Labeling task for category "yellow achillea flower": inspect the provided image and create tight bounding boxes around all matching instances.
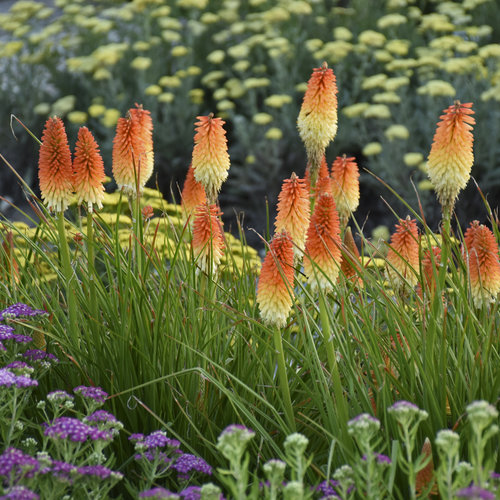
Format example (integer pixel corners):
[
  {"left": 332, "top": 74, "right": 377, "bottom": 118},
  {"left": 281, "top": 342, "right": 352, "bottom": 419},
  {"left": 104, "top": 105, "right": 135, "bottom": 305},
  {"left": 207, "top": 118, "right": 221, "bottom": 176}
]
[
  {"left": 274, "top": 173, "right": 310, "bottom": 258},
  {"left": 38, "top": 116, "right": 74, "bottom": 212},
  {"left": 112, "top": 104, "right": 154, "bottom": 195},
  {"left": 191, "top": 202, "right": 225, "bottom": 275},
  {"left": 297, "top": 62, "right": 338, "bottom": 186},
  {"left": 463, "top": 221, "right": 500, "bottom": 308},
  {"left": 427, "top": 101, "right": 475, "bottom": 213},
  {"left": 303, "top": 193, "right": 342, "bottom": 293},
  {"left": 73, "top": 126, "right": 106, "bottom": 212},
  {"left": 331, "top": 155, "right": 360, "bottom": 225},
  {"left": 192, "top": 113, "right": 230, "bottom": 204},
  {"left": 385, "top": 217, "right": 420, "bottom": 291},
  {"left": 257, "top": 231, "right": 295, "bottom": 328},
  {"left": 181, "top": 163, "right": 207, "bottom": 220}
]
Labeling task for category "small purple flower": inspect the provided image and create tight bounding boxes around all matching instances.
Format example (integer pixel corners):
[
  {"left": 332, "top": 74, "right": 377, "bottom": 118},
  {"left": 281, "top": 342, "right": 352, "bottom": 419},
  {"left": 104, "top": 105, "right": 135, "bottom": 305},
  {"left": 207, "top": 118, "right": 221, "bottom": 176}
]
[
  {"left": 144, "top": 430, "right": 170, "bottom": 448},
  {"left": 139, "top": 487, "right": 179, "bottom": 499},
  {"left": 85, "top": 410, "right": 117, "bottom": 424},
  {"left": 77, "top": 464, "right": 123, "bottom": 481},
  {"left": 317, "top": 479, "right": 340, "bottom": 497},
  {"left": 5, "top": 361, "right": 31, "bottom": 371},
  {"left": 0, "top": 325, "right": 32, "bottom": 344},
  {"left": 361, "top": 453, "right": 392, "bottom": 465},
  {"left": 129, "top": 433, "right": 145, "bottom": 443},
  {"left": 0, "top": 447, "right": 39, "bottom": 480},
  {"left": 0, "top": 485, "right": 40, "bottom": 499},
  {"left": 0, "top": 303, "right": 47, "bottom": 321},
  {"left": 47, "top": 390, "right": 73, "bottom": 403},
  {"left": 179, "top": 486, "right": 201, "bottom": 500},
  {"left": 74, "top": 385, "right": 108, "bottom": 403},
  {"left": 0, "top": 368, "right": 38, "bottom": 388},
  {"left": 48, "top": 460, "right": 77, "bottom": 483},
  {"left": 22, "top": 349, "right": 58, "bottom": 364},
  {"left": 389, "top": 401, "right": 419, "bottom": 412},
  {"left": 456, "top": 485, "right": 495, "bottom": 499},
  {"left": 44, "top": 417, "right": 112, "bottom": 442},
  {"left": 171, "top": 453, "right": 212, "bottom": 478}
]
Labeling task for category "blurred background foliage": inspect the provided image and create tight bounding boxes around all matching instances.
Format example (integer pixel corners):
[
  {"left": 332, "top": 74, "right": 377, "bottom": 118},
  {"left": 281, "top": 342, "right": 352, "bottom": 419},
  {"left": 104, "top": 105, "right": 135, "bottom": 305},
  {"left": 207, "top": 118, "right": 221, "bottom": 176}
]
[{"left": 1, "top": 0, "right": 500, "bottom": 246}]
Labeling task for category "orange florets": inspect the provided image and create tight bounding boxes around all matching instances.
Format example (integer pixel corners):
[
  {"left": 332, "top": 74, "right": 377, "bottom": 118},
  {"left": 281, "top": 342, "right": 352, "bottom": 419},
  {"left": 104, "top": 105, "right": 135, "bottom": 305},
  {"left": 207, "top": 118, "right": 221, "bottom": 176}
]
[
  {"left": 181, "top": 163, "right": 207, "bottom": 220},
  {"left": 331, "top": 155, "right": 360, "bottom": 224}
]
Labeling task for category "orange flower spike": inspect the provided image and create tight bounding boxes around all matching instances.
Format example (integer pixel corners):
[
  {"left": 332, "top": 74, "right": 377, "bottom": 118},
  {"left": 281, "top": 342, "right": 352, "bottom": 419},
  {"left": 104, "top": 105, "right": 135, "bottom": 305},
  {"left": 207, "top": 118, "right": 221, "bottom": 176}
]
[
  {"left": 73, "top": 127, "right": 106, "bottom": 212},
  {"left": 257, "top": 231, "right": 295, "bottom": 328},
  {"left": 315, "top": 173, "right": 332, "bottom": 199},
  {"left": 415, "top": 438, "right": 438, "bottom": 497},
  {"left": 38, "top": 116, "right": 74, "bottom": 212},
  {"left": 181, "top": 163, "right": 207, "bottom": 220},
  {"left": 303, "top": 193, "right": 342, "bottom": 293},
  {"left": 331, "top": 155, "right": 360, "bottom": 224},
  {"left": 129, "top": 103, "right": 154, "bottom": 184},
  {"left": 297, "top": 62, "right": 338, "bottom": 185},
  {"left": 464, "top": 222, "right": 500, "bottom": 308},
  {"left": 274, "top": 173, "right": 310, "bottom": 258},
  {"left": 385, "top": 217, "right": 420, "bottom": 291},
  {"left": 427, "top": 101, "right": 475, "bottom": 213},
  {"left": 192, "top": 113, "right": 230, "bottom": 204},
  {"left": 191, "top": 202, "right": 225, "bottom": 274},
  {"left": 417, "top": 246, "right": 442, "bottom": 299}
]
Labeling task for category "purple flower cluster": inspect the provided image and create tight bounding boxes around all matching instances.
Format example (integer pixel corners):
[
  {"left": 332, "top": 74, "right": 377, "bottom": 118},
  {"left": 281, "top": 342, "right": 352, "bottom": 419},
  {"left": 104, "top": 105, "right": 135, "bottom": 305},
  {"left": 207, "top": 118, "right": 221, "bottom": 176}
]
[
  {"left": 139, "top": 487, "right": 179, "bottom": 499},
  {"left": 316, "top": 479, "right": 340, "bottom": 498},
  {"left": 361, "top": 453, "right": 392, "bottom": 465},
  {"left": 171, "top": 453, "right": 212, "bottom": 479},
  {"left": 73, "top": 385, "right": 108, "bottom": 404},
  {"left": 85, "top": 410, "right": 117, "bottom": 424},
  {"left": 0, "top": 324, "right": 32, "bottom": 344},
  {"left": 0, "top": 485, "right": 39, "bottom": 499},
  {"left": 179, "top": 486, "right": 202, "bottom": 500},
  {"left": 129, "top": 431, "right": 181, "bottom": 451},
  {"left": 0, "top": 448, "right": 40, "bottom": 482},
  {"left": 0, "top": 368, "right": 38, "bottom": 389},
  {"left": 22, "top": 350, "right": 58, "bottom": 364},
  {"left": 0, "top": 303, "right": 47, "bottom": 321},
  {"left": 77, "top": 464, "right": 123, "bottom": 481},
  {"left": 456, "top": 485, "right": 496, "bottom": 499},
  {"left": 44, "top": 417, "right": 112, "bottom": 442}
]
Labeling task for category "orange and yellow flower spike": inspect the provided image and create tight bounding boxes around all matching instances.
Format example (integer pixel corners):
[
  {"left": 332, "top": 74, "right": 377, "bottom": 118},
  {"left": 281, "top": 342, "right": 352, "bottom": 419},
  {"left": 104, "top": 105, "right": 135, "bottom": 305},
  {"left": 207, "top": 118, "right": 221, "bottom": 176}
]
[
  {"left": 191, "top": 202, "right": 225, "bottom": 275},
  {"left": 73, "top": 126, "right": 106, "bottom": 212},
  {"left": 417, "top": 246, "right": 441, "bottom": 300},
  {"left": 274, "top": 173, "right": 310, "bottom": 259},
  {"left": 112, "top": 104, "right": 153, "bottom": 196},
  {"left": 385, "top": 217, "right": 420, "bottom": 292},
  {"left": 297, "top": 63, "right": 338, "bottom": 187},
  {"left": 415, "top": 438, "right": 437, "bottom": 497},
  {"left": 463, "top": 221, "right": 500, "bottom": 308},
  {"left": 331, "top": 155, "right": 360, "bottom": 226},
  {"left": 181, "top": 163, "right": 207, "bottom": 221},
  {"left": 427, "top": 101, "right": 475, "bottom": 217},
  {"left": 192, "top": 113, "right": 230, "bottom": 205},
  {"left": 38, "top": 116, "right": 74, "bottom": 212},
  {"left": 257, "top": 231, "right": 295, "bottom": 328},
  {"left": 303, "top": 193, "right": 342, "bottom": 293}
]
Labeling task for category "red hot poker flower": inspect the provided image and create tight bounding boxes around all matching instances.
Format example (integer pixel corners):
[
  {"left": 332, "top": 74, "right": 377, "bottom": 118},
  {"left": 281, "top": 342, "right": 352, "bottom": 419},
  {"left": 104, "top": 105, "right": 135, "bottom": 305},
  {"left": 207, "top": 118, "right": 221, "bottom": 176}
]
[
  {"left": 257, "top": 231, "right": 295, "bottom": 328},
  {"left": 38, "top": 116, "right": 74, "bottom": 212},
  {"left": 331, "top": 155, "right": 360, "bottom": 224},
  {"left": 73, "top": 127, "right": 106, "bottom": 212},
  {"left": 181, "top": 163, "right": 207, "bottom": 220}
]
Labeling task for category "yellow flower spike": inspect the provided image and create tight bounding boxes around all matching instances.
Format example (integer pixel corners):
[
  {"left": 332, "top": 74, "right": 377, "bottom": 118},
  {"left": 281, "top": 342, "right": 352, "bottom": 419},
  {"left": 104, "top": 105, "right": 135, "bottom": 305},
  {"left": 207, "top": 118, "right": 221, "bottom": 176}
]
[
  {"left": 331, "top": 155, "right": 360, "bottom": 225},
  {"left": 385, "top": 217, "right": 420, "bottom": 292},
  {"left": 274, "top": 173, "right": 311, "bottom": 259},
  {"left": 191, "top": 113, "right": 230, "bottom": 204},
  {"left": 303, "top": 193, "right": 342, "bottom": 293},
  {"left": 463, "top": 221, "right": 500, "bottom": 308},
  {"left": 257, "top": 231, "right": 295, "bottom": 328},
  {"left": 427, "top": 101, "right": 475, "bottom": 215},
  {"left": 297, "top": 62, "right": 338, "bottom": 187}
]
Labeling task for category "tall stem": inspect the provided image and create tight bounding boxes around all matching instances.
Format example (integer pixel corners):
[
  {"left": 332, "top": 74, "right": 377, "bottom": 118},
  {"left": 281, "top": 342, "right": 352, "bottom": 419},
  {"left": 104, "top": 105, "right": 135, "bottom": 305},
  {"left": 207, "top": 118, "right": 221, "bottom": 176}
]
[
  {"left": 273, "top": 326, "right": 295, "bottom": 431},
  {"left": 86, "top": 211, "right": 98, "bottom": 324}
]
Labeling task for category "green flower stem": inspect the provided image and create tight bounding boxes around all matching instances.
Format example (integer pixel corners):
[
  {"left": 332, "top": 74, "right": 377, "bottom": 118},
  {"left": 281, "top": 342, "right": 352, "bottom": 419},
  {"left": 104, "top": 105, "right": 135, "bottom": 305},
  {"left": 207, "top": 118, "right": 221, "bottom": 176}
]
[
  {"left": 402, "top": 426, "right": 417, "bottom": 500},
  {"left": 57, "top": 211, "right": 79, "bottom": 345},
  {"left": 273, "top": 326, "right": 296, "bottom": 432},
  {"left": 86, "top": 211, "right": 98, "bottom": 324},
  {"left": 318, "top": 293, "right": 349, "bottom": 437}
]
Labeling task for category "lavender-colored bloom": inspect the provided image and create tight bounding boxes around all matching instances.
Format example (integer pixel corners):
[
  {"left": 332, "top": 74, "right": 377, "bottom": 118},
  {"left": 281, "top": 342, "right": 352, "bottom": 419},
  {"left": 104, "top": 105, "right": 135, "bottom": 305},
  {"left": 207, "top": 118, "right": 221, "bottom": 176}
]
[
  {"left": 361, "top": 453, "right": 392, "bottom": 465},
  {"left": 5, "top": 361, "right": 31, "bottom": 371},
  {"left": 77, "top": 464, "right": 123, "bottom": 481},
  {"left": 172, "top": 453, "right": 212, "bottom": 478},
  {"left": 317, "top": 479, "right": 340, "bottom": 497},
  {"left": 74, "top": 385, "right": 108, "bottom": 403},
  {"left": 0, "top": 368, "right": 38, "bottom": 388},
  {"left": 456, "top": 485, "right": 495, "bottom": 499},
  {"left": 13, "top": 375, "right": 38, "bottom": 388},
  {"left": 129, "top": 433, "right": 145, "bottom": 443},
  {"left": 0, "top": 448, "right": 39, "bottom": 480},
  {"left": 389, "top": 400, "right": 419, "bottom": 412},
  {"left": 44, "top": 417, "right": 112, "bottom": 442},
  {"left": 491, "top": 472, "right": 500, "bottom": 479},
  {"left": 0, "top": 325, "right": 32, "bottom": 344},
  {"left": 0, "top": 485, "right": 40, "bottom": 499},
  {"left": 139, "top": 487, "right": 179, "bottom": 499},
  {"left": 85, "top": 410, "right": 117, "bottom": 424},
  {"left": 48, "top": 460, "right": 77, "bottom": 483},
  {"left": 22, "top": 350, "right": 58, "bottom": 364},
  {"left": 47, "top": 390, "right": 73, "bottom": 403},
  {"left": 0, "top": 303, "right": 47, "bottom": 321},
  {"left": 179, "top": 486, "right": 201, "bottom": 500},
  {"left": 144, "top": 430, "right": 170, "bottom": 448}
]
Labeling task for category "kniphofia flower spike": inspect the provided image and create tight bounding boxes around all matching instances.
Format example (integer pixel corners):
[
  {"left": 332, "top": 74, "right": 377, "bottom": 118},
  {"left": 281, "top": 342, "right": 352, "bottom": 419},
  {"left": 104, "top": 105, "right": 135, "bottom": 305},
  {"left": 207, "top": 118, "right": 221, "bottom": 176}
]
[
  {"left": 257, "top": 231, "right": 295, "bottom": 328},
  {"left": 73, "top": 127, "right": 106, "bottom": 212},
  {"left": 331, "top": 155, "right": 360, "bottom": 225},
  {"left": 38, "top": 116, "right": 74, "bottom": 212},
  {"left": 181, "top": 163, "right": 207, "bottom": 220}
]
